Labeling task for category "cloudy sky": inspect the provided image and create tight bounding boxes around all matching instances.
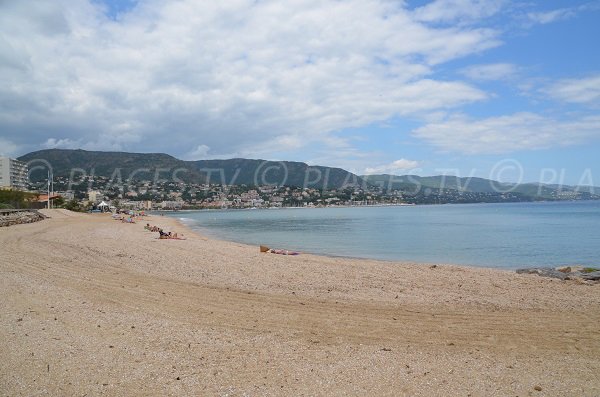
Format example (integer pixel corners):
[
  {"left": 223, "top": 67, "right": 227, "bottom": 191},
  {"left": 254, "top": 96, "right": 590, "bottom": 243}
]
[{"left": 1, "top": 0, "right": 599, "bottom": 184}]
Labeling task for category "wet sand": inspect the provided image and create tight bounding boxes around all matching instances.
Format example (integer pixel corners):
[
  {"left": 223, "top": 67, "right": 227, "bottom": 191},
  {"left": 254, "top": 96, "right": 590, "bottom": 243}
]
[{"left": 1, "top": 209, "right": 599, "bottom": 396}]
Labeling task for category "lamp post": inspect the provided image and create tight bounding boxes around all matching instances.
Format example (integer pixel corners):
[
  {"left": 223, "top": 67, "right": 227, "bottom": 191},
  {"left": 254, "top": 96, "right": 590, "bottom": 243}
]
[{"left": 47, "top": 169, "right": 53, "bottom": 209}]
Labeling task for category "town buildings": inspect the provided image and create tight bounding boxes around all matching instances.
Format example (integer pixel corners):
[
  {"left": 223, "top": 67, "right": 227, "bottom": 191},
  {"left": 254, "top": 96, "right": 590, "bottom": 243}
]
[{"left": 0, "top": 157, "right": 28, "bottom": 191}]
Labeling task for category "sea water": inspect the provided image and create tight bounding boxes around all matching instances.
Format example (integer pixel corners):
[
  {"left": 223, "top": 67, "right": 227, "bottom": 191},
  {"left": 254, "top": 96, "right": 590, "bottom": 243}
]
[{"left": 169, "top": 201, "right": 600, "bottom": 269}]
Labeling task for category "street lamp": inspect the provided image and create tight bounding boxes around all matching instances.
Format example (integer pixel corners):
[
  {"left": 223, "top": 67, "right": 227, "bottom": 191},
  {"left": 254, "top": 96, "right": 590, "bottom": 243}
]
[{"left": 47, "top": 169, "right": 54, "bottom": 209}]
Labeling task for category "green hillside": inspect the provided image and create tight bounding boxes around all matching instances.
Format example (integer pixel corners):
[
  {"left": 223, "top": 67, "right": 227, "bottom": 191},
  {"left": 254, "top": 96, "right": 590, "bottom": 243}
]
[
  {"left": 362, "top": 174, "right": 599, "bottom": 201},
  {"left": 194, "top": 158, "right": 363, "bottom": 189},
  {"left": 19, "top": 149, "right": 364, "bottom": 189},
  {"left": 19, "top": 149, "right": 205, "bottom": 184},
  {"left": 16, "top": 149, "right": 600, "bottom": 200}
]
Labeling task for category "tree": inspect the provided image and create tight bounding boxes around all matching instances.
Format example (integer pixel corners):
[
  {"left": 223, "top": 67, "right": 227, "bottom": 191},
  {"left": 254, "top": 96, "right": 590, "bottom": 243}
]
[
  {"left": 0, "top": 190, "right": 38, "bottom": 209},
  {"left": 64, "top": 199, "right": 82, "bottom": 212},
  {"left": 53, "top": 196, "right": 65, "bottom": 208}
]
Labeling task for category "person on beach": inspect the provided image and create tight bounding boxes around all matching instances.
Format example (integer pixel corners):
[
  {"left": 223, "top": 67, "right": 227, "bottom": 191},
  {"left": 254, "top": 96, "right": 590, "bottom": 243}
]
[
  {"left": 260, "top": 245, "right": 300, "bottom": 255},
  {"left": 156, "top": 229, "right": 185, "bottom": 240}
]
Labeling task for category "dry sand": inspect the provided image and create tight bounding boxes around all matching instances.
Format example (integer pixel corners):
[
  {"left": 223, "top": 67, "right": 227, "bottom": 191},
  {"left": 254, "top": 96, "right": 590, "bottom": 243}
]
[{"left": 1, "top": 209, "right": 599, "bottom": 396}]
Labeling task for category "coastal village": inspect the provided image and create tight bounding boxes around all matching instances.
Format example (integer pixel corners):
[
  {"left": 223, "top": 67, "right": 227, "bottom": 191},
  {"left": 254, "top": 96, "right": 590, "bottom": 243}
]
[
  {"left": 2, "top": 156, "right": 597, "bottom": 211},
  {"left": 33, "top": 173, "right": 540, "bottom": 211}
]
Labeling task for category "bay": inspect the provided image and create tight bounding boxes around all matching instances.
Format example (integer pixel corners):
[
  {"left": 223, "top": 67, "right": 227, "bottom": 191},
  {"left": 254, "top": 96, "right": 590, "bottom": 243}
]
[{"left": 168, "top": 201, "right": 600, "bottom": 269}]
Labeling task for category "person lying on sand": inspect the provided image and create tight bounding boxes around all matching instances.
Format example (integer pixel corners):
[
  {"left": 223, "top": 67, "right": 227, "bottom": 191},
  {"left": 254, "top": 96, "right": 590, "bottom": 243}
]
[
  {"left": 269, "top": 249, "right": 299, "bottom": 255},
  {"left": 259, "top": 245, "right": 300, "bottom": 255}
]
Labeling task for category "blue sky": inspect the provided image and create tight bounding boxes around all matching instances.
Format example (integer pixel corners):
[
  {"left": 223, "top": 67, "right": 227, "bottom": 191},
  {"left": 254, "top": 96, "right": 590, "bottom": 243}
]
[{"left": 0, "top": 0, "right": 599, "bottom": 184}]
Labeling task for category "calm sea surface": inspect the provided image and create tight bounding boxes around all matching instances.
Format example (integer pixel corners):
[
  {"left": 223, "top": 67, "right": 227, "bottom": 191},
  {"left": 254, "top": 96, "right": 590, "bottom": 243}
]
[{"left": 169, "top": 201, "right": 600, "bottom": 269}]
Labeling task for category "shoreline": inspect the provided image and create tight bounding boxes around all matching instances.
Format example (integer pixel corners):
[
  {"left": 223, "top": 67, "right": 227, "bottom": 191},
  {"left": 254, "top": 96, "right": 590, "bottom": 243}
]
[
  {"left": 2, "top": 209, "right": 599, "bottom": 395},
  {"left": 166, "top": 203, "right": 599, "bottom": 270},
  {"left": 154, "top": 198, "right": 600, "bottom": 213},
  {"left": 173, "top": 214, "right": 517, "bottom": 271}
]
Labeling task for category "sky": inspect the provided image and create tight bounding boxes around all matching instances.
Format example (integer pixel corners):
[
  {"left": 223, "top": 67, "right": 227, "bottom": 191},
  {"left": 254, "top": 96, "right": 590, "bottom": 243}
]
[{"left": 0, "top": 0, "right": 599, "bottom": 185}]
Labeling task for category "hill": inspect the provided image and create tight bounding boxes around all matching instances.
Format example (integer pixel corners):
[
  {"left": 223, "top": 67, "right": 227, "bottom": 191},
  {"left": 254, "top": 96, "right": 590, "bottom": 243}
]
[
  {"left": 193, "top": 158, "right": 362, "bottom": 189},
  {"left": 18, "top": 149, "right": 365, "bottom": 189},
  {"left": 19, "top": 149, "right": 205, "bottom": 184},
  {"left": 362, "top": 174, "right": 599, "bottom": 201},
  {"left": 361, "top": 174, "right": 511, "bottom": 193},
  {"left": 17, "top": 149, "right": 599, "bottom": 201}
]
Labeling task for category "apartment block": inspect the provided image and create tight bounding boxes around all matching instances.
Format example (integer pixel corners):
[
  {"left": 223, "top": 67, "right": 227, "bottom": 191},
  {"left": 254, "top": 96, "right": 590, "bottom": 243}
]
[{"left": 0, "top": 157, "right": 28, "bottom": 191}]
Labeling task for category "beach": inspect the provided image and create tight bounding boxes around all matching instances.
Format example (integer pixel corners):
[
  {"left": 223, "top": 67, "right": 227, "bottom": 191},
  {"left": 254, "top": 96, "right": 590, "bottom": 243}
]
[{"left": 1, "top": 210, "right": 599, "bottom": 396}]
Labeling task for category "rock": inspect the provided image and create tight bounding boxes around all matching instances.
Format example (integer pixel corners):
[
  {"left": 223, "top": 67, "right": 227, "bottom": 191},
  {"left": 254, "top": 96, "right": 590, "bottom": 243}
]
[
  {"left": 581, "top": 271, "right": 600, "bottom": 281},
  {"left": 516, "top": 268, "right": 568, "bottom": 280},
  {"left": 0, "top": 211, "right": 46, "bottom": 227},
  {"left": 534, "top": 385, "right": 542, "bottom": 391},
  {"left": 517, "top": 266, "right": 600, "bottom": 283}
]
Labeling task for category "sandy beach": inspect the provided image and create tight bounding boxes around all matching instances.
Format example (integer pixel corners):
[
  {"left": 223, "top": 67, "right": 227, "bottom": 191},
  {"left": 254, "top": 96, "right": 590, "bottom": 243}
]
[{"left": 1, "top": 209, "right": 599, "bottom": 396}]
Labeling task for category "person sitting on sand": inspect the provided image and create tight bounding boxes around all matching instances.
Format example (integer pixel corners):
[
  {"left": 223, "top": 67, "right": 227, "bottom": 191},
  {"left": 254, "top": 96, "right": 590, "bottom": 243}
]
[{"left": 156, "top": 229, "right": 185, "bottom": 240}]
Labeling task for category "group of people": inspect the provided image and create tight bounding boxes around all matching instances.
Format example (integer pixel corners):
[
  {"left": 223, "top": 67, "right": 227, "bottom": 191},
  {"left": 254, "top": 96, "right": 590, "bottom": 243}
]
[
  {"left": 112, "top": 214, "right": 137, "bottom": 223},
  {"left": 145, "top": 223, "right": 186, "bottom": 240},
  {"left": 112, "top": 210, "right": 146, "bottom": 224}
]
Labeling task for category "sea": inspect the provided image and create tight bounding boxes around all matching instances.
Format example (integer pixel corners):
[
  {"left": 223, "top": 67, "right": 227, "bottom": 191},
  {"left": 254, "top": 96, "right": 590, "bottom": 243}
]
[{"left": 168, "top": 201, "right": 600, "bottom": 269}]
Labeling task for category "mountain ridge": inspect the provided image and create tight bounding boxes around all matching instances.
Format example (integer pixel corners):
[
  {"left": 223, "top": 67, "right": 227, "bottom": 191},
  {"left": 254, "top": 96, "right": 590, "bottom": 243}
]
[
  {"left": 18, "top": 149, "right": 366, "bottom": 189},
  {"left": 17, "top": 149, "right": 599, "bottom": 200}
]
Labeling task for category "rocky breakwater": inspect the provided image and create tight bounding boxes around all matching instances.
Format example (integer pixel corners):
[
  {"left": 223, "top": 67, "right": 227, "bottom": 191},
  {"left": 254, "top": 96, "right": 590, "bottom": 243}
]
[
  {"left": 516, "top": 266, "right": 600, "bottom": 283},
  {"left": 0, "top": 210, "right": 47, "bottom": 228}
]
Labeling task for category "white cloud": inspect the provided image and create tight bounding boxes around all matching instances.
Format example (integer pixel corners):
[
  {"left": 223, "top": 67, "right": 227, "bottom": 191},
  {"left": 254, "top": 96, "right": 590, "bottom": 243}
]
[
  {"left": 413, "top": 0, "right": 506, "bottom": 24},
  {"left": 543, "top": 75, "right": 600, "bottom": 105},
  {"left": 184, "top": 144, "right": 211, "bottom": 160},
  {"left": 524, "top": 3, "right": 599, "bottom": 26},
  {"left": 527, "top": 8, "right": 576, "bottom": 25},
  {"left": 0, "top": 0, "right": 499, "bottom": 159},
  {"left": 43, "top": 138, "right": 80, "bottom": 149},
  {"left": 460, "top": 63, "right": 517, "bottom": 81},
  {"left": 413, "top": 112, "right": 600, "bottom": 154},
  {"left": 364, "top": 159, "right": 421, "bottom": 175},
  {"left": 0, "top": 137, "right": 19, "bottom": 157}
]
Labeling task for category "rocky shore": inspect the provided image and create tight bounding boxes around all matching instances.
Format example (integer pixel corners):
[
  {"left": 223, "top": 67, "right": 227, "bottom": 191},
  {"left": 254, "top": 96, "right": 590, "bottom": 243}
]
[
  {"left": 0, "top": 210, "right": 46, "bottom": 227},
  {"left": 516, "top": 266, "right": 600, "bottom": 283}
]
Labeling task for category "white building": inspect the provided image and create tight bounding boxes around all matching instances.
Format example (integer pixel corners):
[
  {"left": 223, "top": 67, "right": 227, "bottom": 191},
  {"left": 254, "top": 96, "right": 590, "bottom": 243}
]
[
  {"left": 0, "top": 157, "right": 28, "bottom": 191},
  {"left": 161, "top": 200, "right": 183, "bottom": 210},
  {"left": 56, "top": 191, "right": 75, "bottom": 201},
  {"left": 88, "top": 190, "right": 102, "bottom": 203}
]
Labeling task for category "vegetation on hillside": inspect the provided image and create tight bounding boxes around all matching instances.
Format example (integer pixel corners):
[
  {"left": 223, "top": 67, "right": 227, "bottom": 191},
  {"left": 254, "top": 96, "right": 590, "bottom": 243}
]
[
  {"left": 19, "top": 149, "right": 365, "bottom": 189},
  {"left": 0, "top": 190, "right": 39, "bottom": 209}
]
